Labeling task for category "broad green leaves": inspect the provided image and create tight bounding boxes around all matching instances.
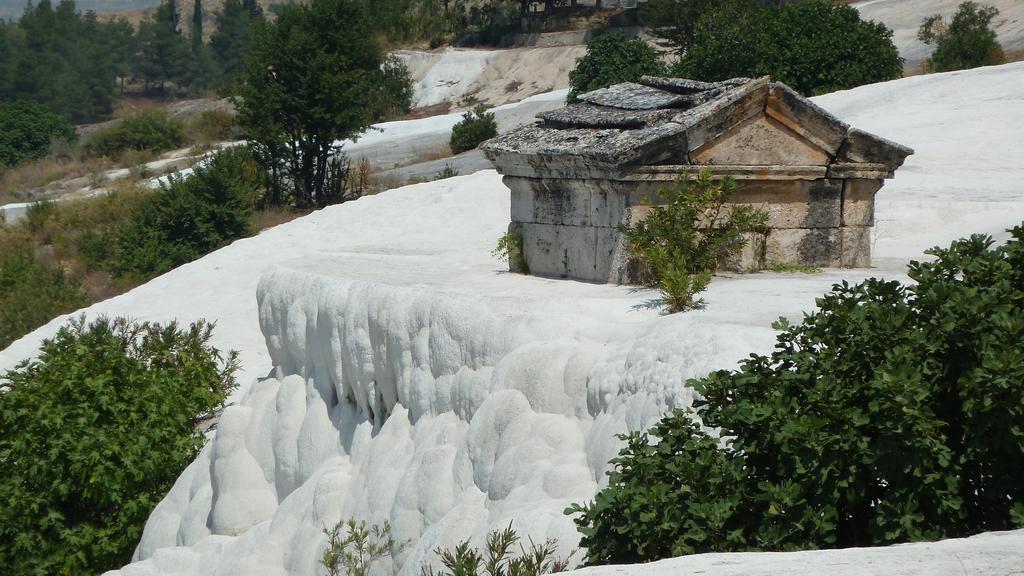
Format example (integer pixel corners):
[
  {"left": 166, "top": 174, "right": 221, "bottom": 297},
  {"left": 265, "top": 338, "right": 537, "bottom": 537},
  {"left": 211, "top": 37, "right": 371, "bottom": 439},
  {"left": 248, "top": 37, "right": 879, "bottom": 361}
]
[
  {"left": 570, "top": 225, "right": 1024, "bottom": 564},
  {"left": 0, "top": 316, "right": 238, "bottom": 575}
]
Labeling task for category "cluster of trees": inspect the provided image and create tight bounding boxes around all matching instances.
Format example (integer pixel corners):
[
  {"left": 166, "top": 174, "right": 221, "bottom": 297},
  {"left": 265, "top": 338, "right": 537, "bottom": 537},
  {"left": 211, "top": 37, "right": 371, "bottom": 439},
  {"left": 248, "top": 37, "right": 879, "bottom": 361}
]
[
  {"left": 0, "top": 0, "right": 265, "bottom": 124},
  {"left": 569, "top": 1, "right": 903, "bottom": 100}
]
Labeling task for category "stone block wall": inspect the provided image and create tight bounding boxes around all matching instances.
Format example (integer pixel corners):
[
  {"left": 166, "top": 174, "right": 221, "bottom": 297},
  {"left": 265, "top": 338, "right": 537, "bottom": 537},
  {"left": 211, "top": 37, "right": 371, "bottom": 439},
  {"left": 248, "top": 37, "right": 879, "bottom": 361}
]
[{"left": 503, "top": 172, "right": 884, "bottom": 283}]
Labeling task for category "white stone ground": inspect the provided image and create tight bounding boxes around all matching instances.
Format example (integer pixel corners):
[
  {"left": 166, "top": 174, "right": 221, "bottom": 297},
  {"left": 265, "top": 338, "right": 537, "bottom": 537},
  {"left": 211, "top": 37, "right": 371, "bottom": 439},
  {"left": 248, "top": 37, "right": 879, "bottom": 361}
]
[{"left": 2, "top": 63, "right": 1024, "bottom": 575}]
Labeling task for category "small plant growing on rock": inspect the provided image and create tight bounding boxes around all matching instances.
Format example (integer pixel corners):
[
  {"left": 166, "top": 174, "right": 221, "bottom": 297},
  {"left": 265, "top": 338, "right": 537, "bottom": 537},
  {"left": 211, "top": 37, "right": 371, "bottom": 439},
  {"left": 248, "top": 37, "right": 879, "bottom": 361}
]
[
  {"left": 423, "top": 523, "right": 571, "bottom": 576},
  {"left": 434, "top": 163, "right": 460, "bottom": 180},
  {"left": 449, "top": 105, "right": 498, "bottom": 154},
  {"left": 620, "top": 169, "right": 767, "bottom": 312},
  {"left": 492, "top": 226, "right": 527, "bottom": 274},
  {"left": 322, "top": 518, "right": 395, "bottom": 576}
]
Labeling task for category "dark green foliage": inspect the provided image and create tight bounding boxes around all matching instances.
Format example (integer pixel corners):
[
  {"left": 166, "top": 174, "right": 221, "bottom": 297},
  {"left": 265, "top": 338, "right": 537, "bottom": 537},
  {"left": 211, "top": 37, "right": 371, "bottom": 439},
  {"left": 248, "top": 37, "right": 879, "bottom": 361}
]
[
  {"left": 0, "top": 0, "right": 129, "bottom": 122},
  {"left": 639, "top": 0, "right": 719, "bottom": 56},
  {"left": 0, "top": 100, "right": 76, "bottom": 166},
  {"left": 567, "top": 32, "right": 666, "bottom": 103},
  {"left": 668, "top": 0, "right": 903, "bottom": 96},
  {"left": 135, "top": 0, "right": 192, "bottom": 94},
  {"left": 449, "top": 104, "right": 498, "bottom": 154},
  {"left": 570, "top": 226, "right": 1024, "bottom": 564},
  {"left": 0, "top": 315, "right": 238, "bottom": 575},
  {"left": 210, "top": 0, "right": 265, "bottom": 91},
  {"left": 919, "top": 2, "right": 1005, "bottom": 73},
  {"left": 620, "top": 170, "right": 766, "bottom": 312},
  {"left": 367, "top": 0, "right": 469, "bottom": 47},
  {"left": 105, "top": 146, "right": 261, "bottom": 281},
  {"left": 0, "top": 242, "right": 88, "bottom": 350},
  {"left": 237, "top": 0, "right": 411, "bottom": 208},
  {"left": 374, "top": 54, "right": 416, "bottom": 119},
  {"left": 423, "top": 523, "right": 571, "bottom": 576},
  {"left": 460, "top": 0, "right": 520, "bottom": 46},
  {"left": 85, "top": 110, "right": 186, "bottom": 159}
]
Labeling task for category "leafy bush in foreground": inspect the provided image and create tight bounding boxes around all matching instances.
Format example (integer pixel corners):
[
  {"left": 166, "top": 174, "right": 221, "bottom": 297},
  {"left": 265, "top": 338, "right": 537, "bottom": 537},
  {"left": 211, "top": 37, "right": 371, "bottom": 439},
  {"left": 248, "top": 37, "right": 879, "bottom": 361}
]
[
  {"left": 449, "top": 104, "right": 497, "bottom": 154},
  {"left": 0, "top": 316, "right": 238, "bottom": 575},
  {"left": 919, "top": 1, "right": 1005, "bottom": 73},
  {"left": 106, "top": 145, "right": 262, "bottom": 281},
  {"left": 0, "top": 101, "right": 76, "bottom": 166},
  {"left": 570, "top": 225, "right": 1024, "bottom": 564}
]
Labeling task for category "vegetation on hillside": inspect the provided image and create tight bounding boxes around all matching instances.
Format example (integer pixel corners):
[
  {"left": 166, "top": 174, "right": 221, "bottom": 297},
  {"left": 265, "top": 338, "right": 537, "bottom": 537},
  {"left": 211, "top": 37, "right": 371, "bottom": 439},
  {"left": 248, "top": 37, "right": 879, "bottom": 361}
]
[
  {"left": 0, "top": 239, "right": 89, "bottom": 350},
  {"left": 919, "top": 1, "right": 1005, "bottom": 73},
  {"left": 566, "top": 32, "right": 665, "bottom": 103},
  {"left": 237, "top": 0, "right": 412, "bottom": 208},
  {"left": 0, "top": 101, "right": 76, "bottom": 167},
  {"left": 570, "top": 225, "right": 1024, "bottom": 564},
  {"left": 644, "top": 0, "right": 903, "bottom": 96},
  {"left": 0, "top": 316, "right": 238, "bottom": 575},
  {"left": 449, "top": 104, "right": 498, "bottom": 154},
  {"left": 0, "top": 145, "right": 275, "bottom": 348}
]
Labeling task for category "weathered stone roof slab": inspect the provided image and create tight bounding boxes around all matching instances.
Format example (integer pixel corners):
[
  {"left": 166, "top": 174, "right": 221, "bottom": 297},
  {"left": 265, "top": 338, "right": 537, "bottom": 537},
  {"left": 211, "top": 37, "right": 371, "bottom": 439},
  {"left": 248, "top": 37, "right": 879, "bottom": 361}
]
[
  {"left": 837, "top": 128, "right": 915, "bottom": 171},
  {"left": 766, "top": 82, "right": 849, "bottom": 155},
  {"left": 673, "top": 77, "right": 770, "bottom": 152},
  {"left": 638, "top": 76, "right": 719, "bottom": 94},
  {"left": 577, "top": 82, "right": 689, "bottom": 110},
  {"left": 537, "top": 104, "right": 677, "bottom": 129}
]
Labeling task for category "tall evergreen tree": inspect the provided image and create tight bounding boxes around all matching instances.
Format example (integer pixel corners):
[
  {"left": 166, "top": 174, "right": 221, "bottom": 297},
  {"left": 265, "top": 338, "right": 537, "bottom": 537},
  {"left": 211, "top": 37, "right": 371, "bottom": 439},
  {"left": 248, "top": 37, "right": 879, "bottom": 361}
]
[
  {"left": 192, "top": 0, "right": 203, "bottom": 50},
  {"left": 136, "top": 0, "right": 190, "bottom": 93},
  {"left": 210, "top": 0, "right": 263, "bottom": 92}
]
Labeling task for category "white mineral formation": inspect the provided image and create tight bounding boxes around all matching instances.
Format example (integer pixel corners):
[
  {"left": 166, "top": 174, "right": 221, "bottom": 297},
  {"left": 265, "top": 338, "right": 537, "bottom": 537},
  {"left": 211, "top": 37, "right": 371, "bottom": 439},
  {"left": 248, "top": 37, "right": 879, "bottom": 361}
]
[{"left": 1, "top": 63, "right": 1022, "bottom": 576}]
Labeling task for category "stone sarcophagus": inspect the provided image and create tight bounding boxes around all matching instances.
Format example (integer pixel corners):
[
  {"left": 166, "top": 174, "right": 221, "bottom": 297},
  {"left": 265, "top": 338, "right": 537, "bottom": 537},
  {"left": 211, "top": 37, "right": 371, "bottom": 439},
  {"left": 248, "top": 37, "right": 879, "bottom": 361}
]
[{"left": 481, "top": 76, "right": 913, "bottom": 283}]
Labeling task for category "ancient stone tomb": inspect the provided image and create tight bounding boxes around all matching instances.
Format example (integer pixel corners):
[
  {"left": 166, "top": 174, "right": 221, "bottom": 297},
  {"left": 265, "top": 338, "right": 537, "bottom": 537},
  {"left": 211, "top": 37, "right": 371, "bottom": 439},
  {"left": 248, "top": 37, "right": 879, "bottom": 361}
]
[{"left": 482, "top": 76, "right": 913, "bottom": 283}]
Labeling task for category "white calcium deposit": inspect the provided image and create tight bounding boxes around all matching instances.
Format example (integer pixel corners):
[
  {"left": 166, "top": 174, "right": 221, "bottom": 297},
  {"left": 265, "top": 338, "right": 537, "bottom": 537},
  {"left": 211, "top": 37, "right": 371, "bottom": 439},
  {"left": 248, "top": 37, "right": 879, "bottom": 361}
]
[{"left": 3, "top": 63, "right": 1024, "bottom": 575}]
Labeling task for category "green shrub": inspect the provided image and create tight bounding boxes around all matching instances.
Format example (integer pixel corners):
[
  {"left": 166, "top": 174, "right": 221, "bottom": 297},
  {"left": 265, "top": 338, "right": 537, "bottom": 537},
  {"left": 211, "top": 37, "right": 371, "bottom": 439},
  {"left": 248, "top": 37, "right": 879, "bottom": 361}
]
[
  {"left": 0, "top": 101, "right": 76, "bottom": 166},
  {"left": 567, "top": 32, "right": 666, "bottom": 103},
  {"left": 671, "top": 0, "right": 903, "bottom": 96},
  {"left": 449, "top": 105, "right": 497, "bottom": 154},
  {"left": 0, "top": 316, "right": 238, "bottom": 575},
  {"left": 106, "top": 146, "right": 262, "bottom": 281},
  {"left": 0, "top": 242, "right": 88, "bottom": 349},
  {"left": 373, "top": 54, "right": 415, "bottom": 120},
  {"left": 424, "top": 523, "right": 571, "bottom": 576},
  {"left": 919, "top": 2, "right": 1005, "bottom": 73},
  {"left": 187, "top": 109, "right": 242, "bottom": 145},
  {"left": 492, "top": 226, "right": 527, "bottom": 274},
  {"left": 569, "top": 225, "right": 1024, "bottom": 564},
  {"left": 434, "top": 163, "right": 460, "bottom": 180},
  {"left": 620, "top": 170, "right": 766, "bottom": 312},
  {"left": 322, "top": 518, "right": 395, "bottom": 576},
  {"left": 85, "top": 109, "right": 186, "bottom": 160}
]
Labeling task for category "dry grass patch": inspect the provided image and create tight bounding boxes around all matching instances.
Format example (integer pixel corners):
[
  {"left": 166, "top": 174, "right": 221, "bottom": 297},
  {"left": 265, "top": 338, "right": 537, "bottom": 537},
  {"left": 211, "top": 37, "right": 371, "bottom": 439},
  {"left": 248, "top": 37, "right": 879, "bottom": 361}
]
[{"left": 0, "top": 155, "right": 113, "bottom": 205}]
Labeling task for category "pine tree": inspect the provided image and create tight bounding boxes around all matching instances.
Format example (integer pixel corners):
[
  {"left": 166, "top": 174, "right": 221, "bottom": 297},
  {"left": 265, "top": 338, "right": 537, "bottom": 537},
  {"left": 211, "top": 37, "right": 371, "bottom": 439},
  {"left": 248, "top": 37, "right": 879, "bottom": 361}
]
[
  {"left": 210, "top": 0, "right": 263, "bottom": 91},
  {"left": 192, "top": 0, "right": 203, "bottom": 50},
  {"left": 136, "top": 0, "right": 190, "bottom": 93}
]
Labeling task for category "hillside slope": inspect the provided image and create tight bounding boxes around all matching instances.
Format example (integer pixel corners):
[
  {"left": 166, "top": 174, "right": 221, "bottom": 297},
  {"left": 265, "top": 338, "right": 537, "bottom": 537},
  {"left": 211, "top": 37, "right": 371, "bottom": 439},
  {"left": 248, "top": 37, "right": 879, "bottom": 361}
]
[{"left": 2, "top": 63, "right": 1023, "bottom": 575}]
